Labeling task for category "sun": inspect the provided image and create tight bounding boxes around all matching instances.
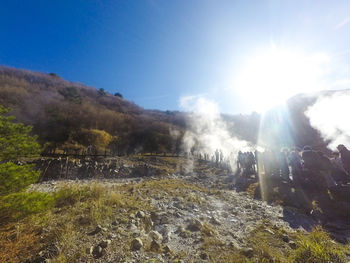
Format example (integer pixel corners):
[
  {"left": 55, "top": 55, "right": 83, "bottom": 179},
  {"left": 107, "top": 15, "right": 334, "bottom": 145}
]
[{"left": 235, "top": 47, "right": 329, "bottom": 112}]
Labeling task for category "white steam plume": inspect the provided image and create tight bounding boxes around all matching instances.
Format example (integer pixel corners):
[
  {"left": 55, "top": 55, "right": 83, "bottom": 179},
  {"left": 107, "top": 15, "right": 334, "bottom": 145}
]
[
  {"left": 180, "top": 96, "right": 252, "bottom": 171},
  {"left": 305, "top": 90, "right": 350, "bottom": 149}
]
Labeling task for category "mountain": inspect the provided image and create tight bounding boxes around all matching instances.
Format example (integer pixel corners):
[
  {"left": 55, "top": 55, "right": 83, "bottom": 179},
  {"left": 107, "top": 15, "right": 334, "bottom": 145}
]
[
  {"left": 1, "top": 65, "right": 341, "bottom": 154},
  {"left": 0, "top": 66, "right": 187, "bottom": 155}
]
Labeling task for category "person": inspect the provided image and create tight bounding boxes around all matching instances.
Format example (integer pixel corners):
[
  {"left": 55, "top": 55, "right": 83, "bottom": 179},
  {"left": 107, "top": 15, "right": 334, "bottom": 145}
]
[
  {"left": 317, "top": 151, "right": 337, "bottom": 189},
  {"left": 331, "top": 151, "right": 349, "bottom": 184},
  {"left": 237, "top": 151, "right": 243, "bottom": 169},
  {"left": 288, "top": 147, "right": 302, "bottom": 185},
  {"left": 215, "top": 149, "right": 220, "bottom": 164},
  {"left": 279, "top": 148, "right": 290, "bottom": 181},
  {"left": 337, "top": 144, "right": 350, "bottom": 175},
  {"left": 301, "top": 146, "right": 320, "bottom": 171},
  {"left": 219, "top": 150, "right": 224, "bottom": 163},
  {"left": 301, "top": 146, "right": 333, "bottom": 189}
]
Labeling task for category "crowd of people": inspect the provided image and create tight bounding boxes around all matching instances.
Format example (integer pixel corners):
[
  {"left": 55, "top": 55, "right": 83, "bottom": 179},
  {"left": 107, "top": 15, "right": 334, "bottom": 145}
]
[{"left": 236, "top": 144, "right": 350, "bottom": 190}]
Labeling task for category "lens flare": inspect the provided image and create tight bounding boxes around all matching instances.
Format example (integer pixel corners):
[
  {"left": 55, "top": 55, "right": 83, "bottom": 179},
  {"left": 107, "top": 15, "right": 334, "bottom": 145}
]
[{"left": 235, "top": 48, "right": 330, "bottom": 112}]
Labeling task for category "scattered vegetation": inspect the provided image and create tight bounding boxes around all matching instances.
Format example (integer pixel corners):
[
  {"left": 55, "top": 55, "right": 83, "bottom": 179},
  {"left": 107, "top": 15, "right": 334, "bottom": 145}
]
[
  {"left": 292, "top": 227, "right": 347, "bottom": 263},
  {"left": 0, "top": 66, "right": 261, "bottom": 156}
]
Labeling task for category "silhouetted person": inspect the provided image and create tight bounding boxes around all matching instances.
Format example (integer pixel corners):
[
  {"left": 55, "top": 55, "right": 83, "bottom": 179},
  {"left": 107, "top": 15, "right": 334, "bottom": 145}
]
[
  {"left": 279, "top": 148, "right": 290, "bottom": 181},
  {"left": 219, "top": 150, "right": 224, "bottom": 163},
  {"left": 337, "top": 144, "right": 350, "bottom": 175},
  {"left": 330, "top": 151, "right": 349, "bottom": 184},
  {"left": 215, "top": 149, "right": 220, "bottom": 164},
  {"left": 288, "top": 147, "right": 302, "bottom": 184},
  {"left": 317, "top": 151, "right": 337, "bottom": 189},
  {"left": 301, "top": 146, "right": 320, "bottom": 171},
  {"left": 237, "top": 151, "right": 243, "bottom": 169}
]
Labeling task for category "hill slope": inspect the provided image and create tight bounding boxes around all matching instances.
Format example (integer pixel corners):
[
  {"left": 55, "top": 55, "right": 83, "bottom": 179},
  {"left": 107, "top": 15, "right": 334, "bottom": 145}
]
[{"left": 0, "top": 66, "right": 187, "bottom": 155}]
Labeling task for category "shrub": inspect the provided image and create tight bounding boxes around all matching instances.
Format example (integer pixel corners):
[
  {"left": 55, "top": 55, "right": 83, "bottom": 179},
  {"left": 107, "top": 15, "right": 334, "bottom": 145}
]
[
  {"left": 291, "top": 227, "right": 345, "bottom": 263},
  {"left": 59, "top": 86, "right": 82, "bottom": 104},
  {"left": 0, "top": 192, "right": 54, "bottom": 221},
  {"left": 0, "top": 106, "right": 41, "bottom": 161},
  {"left": 0, "top": 162, "right": 39, "bottom": 196},
  {"left": 98, "top": 88, "right": 106, "bottom": 96},
  {"left": 114, "top": 92, "right": 123, "bottom": 98}
]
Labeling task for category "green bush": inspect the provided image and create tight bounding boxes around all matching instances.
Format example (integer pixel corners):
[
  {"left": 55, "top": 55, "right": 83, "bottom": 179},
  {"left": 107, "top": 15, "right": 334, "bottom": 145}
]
[
  {"left": 0, "top": 106, "right": 41, "bottom": 161},
  {"left": 0, "top": 106, "right": 46, "bottom": 223},
  {"left": 0, "top": 162, "right": 39, "bottom": 196},
  {"left": 0, "top": 192, "right": 54, "bottom": 221}
]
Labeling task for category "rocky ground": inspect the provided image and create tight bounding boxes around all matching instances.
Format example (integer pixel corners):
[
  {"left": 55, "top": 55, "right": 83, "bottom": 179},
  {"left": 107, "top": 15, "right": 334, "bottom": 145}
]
[{"left": 2, "top": 156, "right": 350, "bottom": 262}]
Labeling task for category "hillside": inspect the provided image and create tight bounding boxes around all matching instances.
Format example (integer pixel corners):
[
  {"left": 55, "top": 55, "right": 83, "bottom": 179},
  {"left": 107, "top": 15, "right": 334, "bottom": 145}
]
[
  {"left": 0, "top": 66, "right": 188, "bottom": 155},
  {"left": 0, "top": 66, "right": 262, "bottom": 156},
  {"left": 1, "top": 65, "right": 346, "bottom": 154}
]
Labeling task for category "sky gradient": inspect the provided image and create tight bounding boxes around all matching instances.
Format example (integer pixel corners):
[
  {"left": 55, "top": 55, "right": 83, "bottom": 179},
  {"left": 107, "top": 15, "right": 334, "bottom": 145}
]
[{"left": 1, "top": 0, "right": 350, "bottom": 113}]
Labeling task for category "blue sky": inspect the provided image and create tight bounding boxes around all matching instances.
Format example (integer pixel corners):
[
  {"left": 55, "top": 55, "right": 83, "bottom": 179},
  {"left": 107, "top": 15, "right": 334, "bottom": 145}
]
[{"left": 1, "top": 0, "right": 350, "bottom": 113}]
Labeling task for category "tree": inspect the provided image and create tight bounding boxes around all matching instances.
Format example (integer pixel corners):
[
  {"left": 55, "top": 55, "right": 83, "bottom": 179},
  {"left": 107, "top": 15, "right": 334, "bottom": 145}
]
[
  {"left": 59, "top": 87, "right": 82, "bottom": 104},
  {"left": 98, "top": 88, "right": 106, "bottom": 96},
  {"left": 114, "top": 92, "right": 123, "bottom": 98},
  {"left": 0, "top": 106, "right": 41, "bottom": 196}
]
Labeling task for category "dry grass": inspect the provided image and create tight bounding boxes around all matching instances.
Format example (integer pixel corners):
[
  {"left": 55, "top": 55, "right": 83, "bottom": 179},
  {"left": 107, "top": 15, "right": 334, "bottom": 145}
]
[{"left": 0, "top": 223, "right": 44, "bottom": 263}]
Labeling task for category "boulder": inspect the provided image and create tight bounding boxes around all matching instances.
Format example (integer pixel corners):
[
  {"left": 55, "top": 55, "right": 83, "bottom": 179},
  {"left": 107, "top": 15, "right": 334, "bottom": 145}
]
[
  {"left": 131, "top": 238, "right": 143, "bottom": 251},
  {"left": 187, "top": 218, "right": 203, "bottom": 232}
]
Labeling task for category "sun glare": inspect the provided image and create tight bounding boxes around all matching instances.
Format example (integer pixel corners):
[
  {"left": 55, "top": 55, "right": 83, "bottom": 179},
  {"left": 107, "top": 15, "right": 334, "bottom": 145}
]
[{"left": 235, "top": 48, "right": 330, "bottom": 112}]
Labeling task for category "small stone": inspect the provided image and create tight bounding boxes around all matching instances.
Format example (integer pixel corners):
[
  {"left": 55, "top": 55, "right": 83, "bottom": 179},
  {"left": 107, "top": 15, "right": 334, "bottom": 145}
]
[
  {"left": 107, "top": 233, "right": 116, "bottom": 239},
  {"left": 87, "top": 246, "right": 93, "bottom": 254},
  {"left": 221, "top": 211, "right": 229, "bottom": 218},
  {"left": 241, "top": 247, "right": 254, "bottom": 258},
  {"left": 149, "top": 230, "right": 162, "bottom": 241},
  {"left": 88, "top": 225, "right": 106, "bottom": 235},
  {"left": 136, "top": 210, "right": 145, "bottom": 218},
  {"left": 150, "top": 240, "right": 161, "bottom": 252},
  {"left": 99, "top": 239, "right": 111, "bottom": 249},
  {"left": 200, "top": 252, "right": 208, "bottom": 260},
  {"left": 91, "top": 245, "right": 103, "bottom": 258},
  {"left": 131, "top": 238, "right": 143, "bottom": 251},
  {"left": 289, "top": 241, "right": 297, "bottom": 249},
  {"left": 210, "top": 216, "right": 221, "bottom": 225},
  {"left": 265, "top": 229, "right": 275, "bottom": 235},
  {"left": 282, "top": 234, "right": 289, "bottom": 242},
  {"left": 187, "top": 218, "right": 203, "bottom": 232},
  {"left": 163, "top": 245, "right": 172, "bottom": 254}
]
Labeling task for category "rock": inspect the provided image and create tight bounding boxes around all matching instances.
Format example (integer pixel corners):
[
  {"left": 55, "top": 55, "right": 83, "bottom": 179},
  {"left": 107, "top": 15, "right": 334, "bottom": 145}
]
[
  {"left": 282, "top": 234, "right": 289, "bottom": 242},
  {"left": 150, "top": 211, "right": 160, "bottom": 223},
  {"left": 288, "top": 241, "right": 297, "bottom": 249},
  {"left": 149, "top": 230, "right": 163, "bottom": 241},
  {"left": 107, "top": 233, "right": 116, "bottom": 239},
  {"left": 200, "top": 252, "right": 208, "bottom": 260},
  {"left": 210, "top": 216, "right": 221, "bottom": 225},
  {"left": 136, "top": 210, "right": 145, "bottom": 218},
  {"left": 99, "top": 239, "right": 111, "bottom": 249},
  {"left": 221, "top": 211, "right": 229, "bottom": 218},
  {"left": 265, "top": 229, "right": 275, "bottom": 235},
  {"left": 143, "top": 216, "right": 153, "bottom": 233},
  {"left": 91, "top": 245, "right": 103, "bottom": 258},
  {"left": 131, "top": 238, "right": 143, "bottom": 251},
  {"left": 241, "top": 247, "right": 254, "bottom": 258},
  {"left": 187, "top": 218, "right": 203, "bottom": 232},
  {"left": 163, "top": 244, "right": 172, "bottom": 254},
  {"left": 88, "top": 225, "right": 106, "bottom": 235},
  {"left": 150, "top": 240, "right": 161, "bottom": 252}
]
